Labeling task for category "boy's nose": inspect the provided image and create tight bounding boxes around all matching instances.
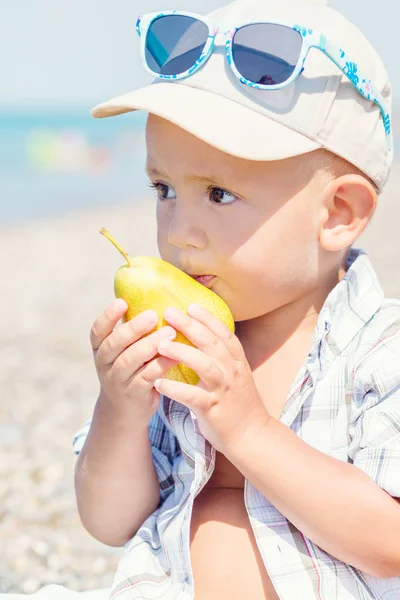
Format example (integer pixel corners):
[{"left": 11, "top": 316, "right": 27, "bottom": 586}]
[{"left": 167, "top": 207, "right": 207, "bottom": 250}]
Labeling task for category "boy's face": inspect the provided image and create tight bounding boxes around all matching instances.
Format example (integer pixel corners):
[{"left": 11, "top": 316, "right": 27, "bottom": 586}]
[{"left": 145, "top": 114, "right": 339, "bottom": 324}]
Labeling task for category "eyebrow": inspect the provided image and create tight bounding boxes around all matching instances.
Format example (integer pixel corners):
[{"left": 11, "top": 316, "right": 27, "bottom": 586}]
[
  {"left": 145, "top": 165, "right": 165, "bottom": 178},
  {"left": 145, "top": 165, "right": 229, "bottom": 187}
]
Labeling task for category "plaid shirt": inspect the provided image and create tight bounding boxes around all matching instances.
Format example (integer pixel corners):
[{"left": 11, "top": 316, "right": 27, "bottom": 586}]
[{"left": 74, "top": 247, "right": 400, "bottom": 600}]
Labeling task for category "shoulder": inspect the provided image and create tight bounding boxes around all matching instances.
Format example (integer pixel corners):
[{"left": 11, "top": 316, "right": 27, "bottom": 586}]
[
  {"left": 358, "top": 299, "right": 400, "bottom": 365},
  {"left": 354, "top": 298, "right": 400, "bottom": 394}
]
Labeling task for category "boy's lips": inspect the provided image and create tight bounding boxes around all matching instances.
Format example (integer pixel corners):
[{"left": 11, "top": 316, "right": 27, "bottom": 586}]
[{"left": 190, "top": 274, "right": 216, "bottom": 287}]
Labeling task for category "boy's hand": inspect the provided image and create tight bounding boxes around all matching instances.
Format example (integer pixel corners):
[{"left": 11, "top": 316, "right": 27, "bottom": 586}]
[
  {"left": 90, "top": 298, "right": 179, "bottom": 427},
  {"left": 154, "top": 303, "right": 271, "bottom": 454}
]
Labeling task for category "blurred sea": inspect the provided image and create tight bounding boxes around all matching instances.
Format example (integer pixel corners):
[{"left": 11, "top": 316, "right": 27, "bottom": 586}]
[
  {"left": 0, "top": 110, "right": 149, "bottom": 225},
  {"left": 1, "top": 110, "right": 398, "bottom": 225}
]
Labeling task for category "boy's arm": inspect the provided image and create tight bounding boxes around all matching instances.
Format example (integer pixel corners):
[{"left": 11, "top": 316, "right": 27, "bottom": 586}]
[
  {"left": 227, "top": 417, "right": 400, "bottom": 578},
  {"left": 74, "top": 301, "right": 180, "bottom": 547},
  {"left": 152, "top": 301, "right": 400, "bottom": 577},
  {"left": 74, "top": 396, "right": 161, "bottom": 547},
  {"left": 226, "top": 336, "right": 400, "bottom": 579}
]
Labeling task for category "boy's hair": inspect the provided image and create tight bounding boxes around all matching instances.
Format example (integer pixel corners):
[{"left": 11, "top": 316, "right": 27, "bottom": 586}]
[
  {"left": 90, "top": 0, "right": 393, "bottom": 193},
  {"left": 311, "top": 151, "right": 379, "bottom": 195}
]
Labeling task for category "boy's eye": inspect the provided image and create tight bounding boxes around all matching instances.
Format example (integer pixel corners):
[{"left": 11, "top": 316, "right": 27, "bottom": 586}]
[
  {"left": 209, "top": 187, "right": 236, "bottom": 206},
  {"left": 149, "top": 182, "right": 176, "bottom": 200},
  {"left": 148, "top": 181, "right": 236, "bottom": 206}
]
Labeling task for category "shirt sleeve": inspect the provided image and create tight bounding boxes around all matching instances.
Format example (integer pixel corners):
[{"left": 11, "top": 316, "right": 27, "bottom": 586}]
[
  {"left": 148, "top": 409, "right": 179, "bottom": 504},
  {"left": 72, "top": 408, "right": 179, "bottom": 505},
  {"left": 348, "top": 322, "right": 400, "bottom": 498}
]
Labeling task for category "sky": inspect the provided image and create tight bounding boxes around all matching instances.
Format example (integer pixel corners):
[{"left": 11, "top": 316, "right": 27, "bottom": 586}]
[{"left": 1, "top": 0, "right": 398, "bottom": 110}]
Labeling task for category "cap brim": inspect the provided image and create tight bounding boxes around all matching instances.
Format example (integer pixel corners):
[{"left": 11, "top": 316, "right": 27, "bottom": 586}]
[{"left": 91, "top": 82, "right": 321, "bottom": 161}]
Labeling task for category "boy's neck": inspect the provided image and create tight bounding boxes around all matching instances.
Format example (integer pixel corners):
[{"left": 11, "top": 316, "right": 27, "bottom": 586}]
[{"left": 236, "top": 262, "right": 348, "bottom": 369}]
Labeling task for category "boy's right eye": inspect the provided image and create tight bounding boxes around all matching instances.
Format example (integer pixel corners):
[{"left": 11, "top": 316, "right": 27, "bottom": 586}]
[{"left": 148, "top": 181, "right": 176, "bottom": 200}]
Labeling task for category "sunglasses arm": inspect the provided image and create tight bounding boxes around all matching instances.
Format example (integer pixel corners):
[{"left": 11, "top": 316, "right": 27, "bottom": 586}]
[
  {"left": 322, "top": 38, "right": 392, "bottom": 149},
  {"left": 135, "top": 15, "right": 142, "bottom": 36}
]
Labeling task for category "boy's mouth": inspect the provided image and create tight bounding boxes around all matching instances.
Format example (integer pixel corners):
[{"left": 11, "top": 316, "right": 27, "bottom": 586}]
[{"left": 191, "top": 275, "right": 216, "bottom": 287}]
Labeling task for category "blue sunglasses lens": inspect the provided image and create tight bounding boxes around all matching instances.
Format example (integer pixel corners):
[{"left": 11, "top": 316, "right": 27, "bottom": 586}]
[
  {"left": 146, "top": 15, "right": 209, "bottom": 76},
  {"left": 232, "top": 24, "right": 302, "bottom": 85}
]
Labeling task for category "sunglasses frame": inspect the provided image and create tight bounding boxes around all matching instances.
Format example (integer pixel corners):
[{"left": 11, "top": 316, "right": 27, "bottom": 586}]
[{"left": 135, "top": 10, "right": 392, "bottom": 148}]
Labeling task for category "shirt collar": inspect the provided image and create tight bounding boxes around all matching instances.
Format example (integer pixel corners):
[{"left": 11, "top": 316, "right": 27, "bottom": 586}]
[{"left": 305, "top": 247, "right": 384, "bottom": 379}]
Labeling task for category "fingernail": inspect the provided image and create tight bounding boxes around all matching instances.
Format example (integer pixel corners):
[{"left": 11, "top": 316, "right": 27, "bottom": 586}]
[
  {"left": 164, "top": 307, "right": 181, "bottom": 320},
  {"left": 165, "top": 328, "right": 177, "bottom": 340},
  {"left": 114, "top": 298, "right": 128, "bottom": 311},
  {"left": 188, "top": 303, "right": 202, "bottom": 314},
  {"left": 158, "top": 340, "right": 171, "bottom": 352},
  {"left": 144, "top": 310, "right": 158, "bottom": 324}
]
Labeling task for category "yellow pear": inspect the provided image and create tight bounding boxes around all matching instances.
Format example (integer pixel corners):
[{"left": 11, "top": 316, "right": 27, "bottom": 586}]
[{"left": 100, "top": 228, "right": 235, "bottom": 385}]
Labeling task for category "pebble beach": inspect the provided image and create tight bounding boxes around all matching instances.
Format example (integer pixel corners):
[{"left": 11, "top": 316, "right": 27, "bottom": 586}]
[{"left": 1, "top": 165, "right": 400, "bottom": 594}]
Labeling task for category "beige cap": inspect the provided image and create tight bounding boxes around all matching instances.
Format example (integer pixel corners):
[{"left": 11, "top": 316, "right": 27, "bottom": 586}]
[{"left": 92, "top": 0, "right": 393, "bottom": 192}]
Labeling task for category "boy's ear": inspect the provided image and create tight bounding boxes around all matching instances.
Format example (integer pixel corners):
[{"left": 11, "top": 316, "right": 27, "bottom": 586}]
[{"left": 318, "top": 174, "right": 377, "bottom": 252}]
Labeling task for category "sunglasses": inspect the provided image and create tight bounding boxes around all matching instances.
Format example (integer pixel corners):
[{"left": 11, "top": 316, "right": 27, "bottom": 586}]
[{"left": 135, "top": 11, "right": 392, "bottom": 149}]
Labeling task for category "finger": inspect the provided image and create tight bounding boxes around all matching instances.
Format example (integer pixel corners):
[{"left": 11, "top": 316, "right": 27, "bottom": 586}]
[
  {"left": 130, "top": 355, "right": 180, "bottom": 388},
  {"left": 154, "top": 377, "right": 208, "bottom": 409},
  {"left": 91, "top": 298, "right": 129, "bottom": 352},
  {"left": 188, "top": 303, "right": 243, "bottom": 361},
  {"left": 157, "top": 340, "right": 222, "bottom": 389},
  {"left": 96, "top": 309, "right": 160, "bottom": 365},
  {"left": 90, "top": 299, "right": 129, "bottom": 351},
  {"left": 163, "top": 306, "right": 235, "bottom": 364},
  {"left": 90, "top": 298, "right": 128, "bottom": 351},
  {"left": 110, "top": 326, "right": 177, "bottom": 382}
]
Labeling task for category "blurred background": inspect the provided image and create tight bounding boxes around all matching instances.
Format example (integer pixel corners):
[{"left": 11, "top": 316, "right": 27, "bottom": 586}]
[{"left": 1, "top": 0, "right": 399, "bottom": 594}]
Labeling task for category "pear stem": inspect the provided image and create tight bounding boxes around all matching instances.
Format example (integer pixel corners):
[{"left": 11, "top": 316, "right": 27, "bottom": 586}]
[{"left": 100, "top": 228, "right": 135, "bottom": 267}]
